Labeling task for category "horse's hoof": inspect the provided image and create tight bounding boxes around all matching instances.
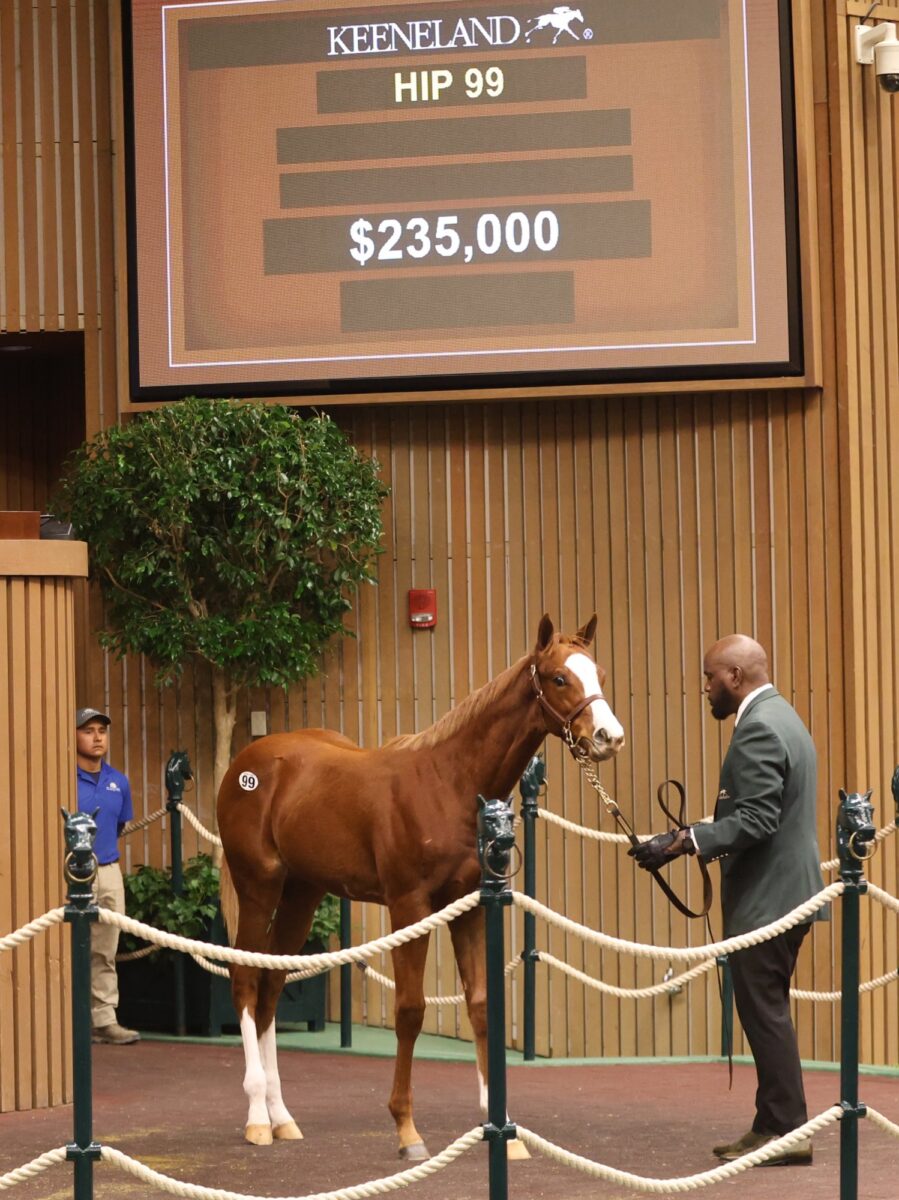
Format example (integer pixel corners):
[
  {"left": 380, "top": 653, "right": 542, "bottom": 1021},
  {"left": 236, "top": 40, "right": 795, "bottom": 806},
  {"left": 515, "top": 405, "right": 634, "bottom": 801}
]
[
  {"left": 399, "top": 1141, "right": 429, "bottom": 1161},
  {"left": 507, "top": 1137, "right": 531, "bottom": 1160},
  {"left": 273, "top": 1121, "right": 303, "bottom": 1141},
  {"left": 245, "top": 1123, "right": 273, "bottom": 1146}
]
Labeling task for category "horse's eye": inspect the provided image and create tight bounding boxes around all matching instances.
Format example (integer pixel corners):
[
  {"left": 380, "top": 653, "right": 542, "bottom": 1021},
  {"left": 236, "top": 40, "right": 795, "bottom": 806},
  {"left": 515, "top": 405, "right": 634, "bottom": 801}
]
[{"left": 552, "top": 675, "right": 567, "bottom": 687}]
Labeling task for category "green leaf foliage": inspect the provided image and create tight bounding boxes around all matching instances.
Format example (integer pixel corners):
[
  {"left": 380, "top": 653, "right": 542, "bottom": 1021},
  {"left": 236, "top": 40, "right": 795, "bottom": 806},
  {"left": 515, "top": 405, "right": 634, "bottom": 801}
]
[
  {"left": 52, "top": 400, "right": 388, "bottom": 688},
  {"left": 122, "top": 854, "right": 340, "bottom": 951}
]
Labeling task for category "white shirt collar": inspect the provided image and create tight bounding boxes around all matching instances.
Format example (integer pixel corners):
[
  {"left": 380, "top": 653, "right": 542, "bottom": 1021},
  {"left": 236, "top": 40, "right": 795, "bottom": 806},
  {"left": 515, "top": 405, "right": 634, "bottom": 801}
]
[{"left": 735, "top": 683, "right": 774, "bottom": 727}]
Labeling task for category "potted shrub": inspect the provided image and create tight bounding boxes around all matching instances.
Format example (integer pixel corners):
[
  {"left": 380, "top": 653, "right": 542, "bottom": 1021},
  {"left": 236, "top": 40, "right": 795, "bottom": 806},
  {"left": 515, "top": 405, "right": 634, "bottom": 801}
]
[{"left": 118, "top": 855, "right": 339, "bottom": 1035}]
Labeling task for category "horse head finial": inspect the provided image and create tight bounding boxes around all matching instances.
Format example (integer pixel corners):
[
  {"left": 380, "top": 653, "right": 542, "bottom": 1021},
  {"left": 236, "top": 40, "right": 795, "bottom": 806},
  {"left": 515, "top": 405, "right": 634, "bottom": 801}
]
[
  {"left": 60, "top": 807, "right": 99, "bottom": 896},
  {"left": 165, "top": 750, "right": 193, "bottom": 805},
  {"left": 477, "top": 795, "right": 517, "bottom": 883},
  {"left": 836, "top": 788, "right": 876, "bottom": 877}
]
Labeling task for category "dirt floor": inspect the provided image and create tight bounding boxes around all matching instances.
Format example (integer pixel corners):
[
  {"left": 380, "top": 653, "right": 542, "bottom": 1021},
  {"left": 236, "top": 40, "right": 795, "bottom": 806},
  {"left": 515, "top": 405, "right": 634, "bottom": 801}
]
[{"left": 1, "top": 1039, "right": 897, "bottom": 1200}]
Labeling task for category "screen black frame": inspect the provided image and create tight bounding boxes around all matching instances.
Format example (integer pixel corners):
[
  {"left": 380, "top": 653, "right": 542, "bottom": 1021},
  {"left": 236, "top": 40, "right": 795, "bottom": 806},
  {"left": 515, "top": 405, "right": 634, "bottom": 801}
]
[{"left": 122, "top": 0, "right": 804, "bottom": 404}]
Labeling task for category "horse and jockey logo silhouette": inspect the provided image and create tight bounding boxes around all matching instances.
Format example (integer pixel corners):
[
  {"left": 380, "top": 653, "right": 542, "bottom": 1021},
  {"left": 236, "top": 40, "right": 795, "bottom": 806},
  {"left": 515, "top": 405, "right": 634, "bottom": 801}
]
[{"left": 525, "top": 6, "right": 588, "bottom": 44}]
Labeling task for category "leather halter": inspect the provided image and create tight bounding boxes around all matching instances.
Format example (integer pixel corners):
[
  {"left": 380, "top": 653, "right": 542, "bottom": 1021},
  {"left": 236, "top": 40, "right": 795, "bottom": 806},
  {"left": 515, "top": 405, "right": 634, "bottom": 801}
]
[{"left": 529, "top": 662, "right": 602, "bottom": 741}]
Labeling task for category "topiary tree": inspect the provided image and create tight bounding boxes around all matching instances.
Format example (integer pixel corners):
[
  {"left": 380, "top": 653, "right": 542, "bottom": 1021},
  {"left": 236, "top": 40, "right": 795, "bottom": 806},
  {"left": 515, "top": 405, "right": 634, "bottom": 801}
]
[{"left": 53, "top": 398, "right": 387, "bottom": 795}]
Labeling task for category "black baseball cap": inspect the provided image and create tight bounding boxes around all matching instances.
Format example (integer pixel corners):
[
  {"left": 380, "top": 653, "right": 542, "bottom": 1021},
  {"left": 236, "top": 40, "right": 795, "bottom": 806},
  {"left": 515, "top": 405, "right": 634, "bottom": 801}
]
[{"left": 75, "top": 707, "right": 111, "bottom": 729}]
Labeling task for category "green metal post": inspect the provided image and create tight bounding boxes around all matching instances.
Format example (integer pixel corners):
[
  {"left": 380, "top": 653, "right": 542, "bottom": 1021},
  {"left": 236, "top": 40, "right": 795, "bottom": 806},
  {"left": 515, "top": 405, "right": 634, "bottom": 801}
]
[
  {"left": 340, "top": 898, "right": 352, "bottom": 1048},
  {"left": 165, "top": 751, "right": 191, "bottom": 1037},
  {"left": 478, "top": 796, "right": 516, "bottom": 1200},
  {"left": 836, "top": 788, "right": 874, "bottom": 1200},
  {"left": 518, "top": 755, "right": 545, "bottom": 1062},
  {"left": 63, "top": 809, "right": 102, "bottom": 1199}
]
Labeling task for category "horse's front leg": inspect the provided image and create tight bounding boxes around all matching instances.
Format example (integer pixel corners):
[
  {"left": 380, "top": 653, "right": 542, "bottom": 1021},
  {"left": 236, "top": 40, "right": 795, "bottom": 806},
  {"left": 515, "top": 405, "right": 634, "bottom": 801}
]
[
  {"left": 386, "top": 905, "right": 431, "bottom": 1160},
  {"left": 449, "top": 907, "right": 530, "bottom": 1161}
]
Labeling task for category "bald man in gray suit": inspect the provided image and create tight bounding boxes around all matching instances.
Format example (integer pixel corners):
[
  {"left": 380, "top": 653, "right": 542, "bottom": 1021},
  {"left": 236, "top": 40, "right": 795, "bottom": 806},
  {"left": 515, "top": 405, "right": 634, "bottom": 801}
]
[{"left": 631, "top": 636, "right": 825, "bottom": 1167}]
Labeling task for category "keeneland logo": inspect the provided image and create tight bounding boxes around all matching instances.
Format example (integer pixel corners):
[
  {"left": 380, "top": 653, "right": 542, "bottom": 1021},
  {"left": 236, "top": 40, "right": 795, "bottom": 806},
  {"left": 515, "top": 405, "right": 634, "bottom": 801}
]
[
  {"left": 326, "top": 7, "right": 593, "bottom": 56},
  {"left": 525, "top": 6, "right": 588, "bottom": 44}
]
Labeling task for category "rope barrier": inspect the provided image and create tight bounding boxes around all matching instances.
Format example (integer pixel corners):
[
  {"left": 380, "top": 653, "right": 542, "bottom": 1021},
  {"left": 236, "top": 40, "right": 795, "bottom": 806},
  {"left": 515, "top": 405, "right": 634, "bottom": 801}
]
[
  {"left": 176, "top": 803, "right": 223, "bottom": 848},
  {"left": 116, "top": 943, "right": 160, "bottom": 963},
  {"left": 534, "top": 802, "right": 897, "bottom": 871},
  {"left": 515, "top": 1106, "right": 843, "bottom": 1193},
  {"left": 791, "top": 968, "right": 899, "bottom": 1002},
  {"left": 0, "top": 1146, "right": 67, "bottom": 1190},
  {"left": 0, "top": 908, "right": 65, "bottom": 954},
  {"left": 361, "top": 955, "right": 521, "bottom": 1005},
  {"left": 121, "top": 806, "right": 168, "bottom": 837},
  {"left": 97, "top": 891, "right": 481, "bottom": 971},
  {"left": 512, "top": 882, "right": 843, "bottom": 962},
  {"left": 536, "top": 950, "right": 717, "bottom": 998},
  {"left": 98, "top": 1127, "right": 484, "bottom": 1200},
  {"left": 867, "top": 882, "right": 899, "bottom": 914},
  {"left": 866, "top": 1106, "right": 899, "bottom": 1140}
]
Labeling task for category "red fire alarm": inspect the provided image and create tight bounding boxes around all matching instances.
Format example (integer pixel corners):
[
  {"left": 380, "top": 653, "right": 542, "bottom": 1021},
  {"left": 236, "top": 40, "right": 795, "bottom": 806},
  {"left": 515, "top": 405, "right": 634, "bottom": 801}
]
[{"left": 408, "top": 588, "right": 437, "bottom": 629}]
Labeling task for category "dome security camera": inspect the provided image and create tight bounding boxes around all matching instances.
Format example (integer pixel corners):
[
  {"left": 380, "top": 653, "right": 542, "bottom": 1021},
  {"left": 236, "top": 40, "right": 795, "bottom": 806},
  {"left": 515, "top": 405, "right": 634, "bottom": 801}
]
[{"left": 856, "top": 21, "right": 899, "bottom": 93}]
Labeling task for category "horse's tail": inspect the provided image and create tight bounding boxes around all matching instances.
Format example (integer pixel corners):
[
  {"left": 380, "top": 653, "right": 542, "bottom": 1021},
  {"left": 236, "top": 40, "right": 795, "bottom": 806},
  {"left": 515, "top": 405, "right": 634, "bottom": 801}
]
[{"left": 219, "top": 853, "right": 239, "bottom": 947}]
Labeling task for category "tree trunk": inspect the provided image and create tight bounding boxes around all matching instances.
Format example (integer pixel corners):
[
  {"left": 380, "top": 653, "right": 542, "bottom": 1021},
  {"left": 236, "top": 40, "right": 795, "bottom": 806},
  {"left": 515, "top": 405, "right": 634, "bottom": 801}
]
[{"left": 211, "top": 670, "right": 238, "bottom": 842}]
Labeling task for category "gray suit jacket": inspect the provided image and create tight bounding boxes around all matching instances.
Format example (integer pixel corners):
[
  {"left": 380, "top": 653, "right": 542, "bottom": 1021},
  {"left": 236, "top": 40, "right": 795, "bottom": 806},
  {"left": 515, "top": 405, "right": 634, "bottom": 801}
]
[{"left": 692, "top": 689, "right": 826, "bottom": 936}]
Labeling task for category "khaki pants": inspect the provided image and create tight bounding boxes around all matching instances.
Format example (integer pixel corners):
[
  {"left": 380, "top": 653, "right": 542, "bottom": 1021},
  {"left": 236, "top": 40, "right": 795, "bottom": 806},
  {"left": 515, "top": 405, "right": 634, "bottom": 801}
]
[{"left": 91, "top": 862, "right": 125, "bottom": 1029}]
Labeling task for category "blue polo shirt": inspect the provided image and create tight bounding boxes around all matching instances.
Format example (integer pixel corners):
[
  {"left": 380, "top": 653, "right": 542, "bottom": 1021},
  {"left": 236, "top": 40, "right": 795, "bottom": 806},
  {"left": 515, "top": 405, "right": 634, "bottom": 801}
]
[{"left": 76, "top": 762, "right": 133, "bottom": 865}]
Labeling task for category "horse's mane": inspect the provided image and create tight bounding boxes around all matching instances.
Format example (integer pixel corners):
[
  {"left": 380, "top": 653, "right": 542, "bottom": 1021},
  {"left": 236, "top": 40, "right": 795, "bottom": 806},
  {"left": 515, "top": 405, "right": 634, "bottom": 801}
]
[{"left": 384, "top": 656, "right": 529, "bottom": 751}]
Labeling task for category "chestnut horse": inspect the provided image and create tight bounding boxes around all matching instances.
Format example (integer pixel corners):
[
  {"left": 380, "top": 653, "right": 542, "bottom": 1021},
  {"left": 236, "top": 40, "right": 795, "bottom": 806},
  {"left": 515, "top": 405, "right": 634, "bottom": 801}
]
[{"left": 217, "top": 614, "right": 624, "bottom": 1157}]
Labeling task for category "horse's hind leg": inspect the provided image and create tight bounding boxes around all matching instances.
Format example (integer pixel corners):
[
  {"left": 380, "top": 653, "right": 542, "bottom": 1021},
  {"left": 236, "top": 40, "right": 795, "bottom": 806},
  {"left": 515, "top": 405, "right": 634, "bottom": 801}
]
[
  {"left": 254, "top": 880, "right": 325, "bottom": 1141},
  {"left": 387, "top": 903, "right": 431, "bottom": 1159},
  {"left": 230, "top": 868, "right": 287, "bottom": 1145},
  {"left": 449, "top": 908, "right": 530, "bottom": 1161}
]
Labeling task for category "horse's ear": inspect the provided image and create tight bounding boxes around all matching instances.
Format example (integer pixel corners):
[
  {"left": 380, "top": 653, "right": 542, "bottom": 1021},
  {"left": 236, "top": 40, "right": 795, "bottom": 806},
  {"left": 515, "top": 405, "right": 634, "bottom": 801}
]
[
  {"left": 575, "top": 614, "right": 597, "bottom": 647},
  {"left": 60, "top": 806, "right": 69, "bottom": 822},
  {"left": 535, "top": 613, "right": 555, "bottom": 653}
]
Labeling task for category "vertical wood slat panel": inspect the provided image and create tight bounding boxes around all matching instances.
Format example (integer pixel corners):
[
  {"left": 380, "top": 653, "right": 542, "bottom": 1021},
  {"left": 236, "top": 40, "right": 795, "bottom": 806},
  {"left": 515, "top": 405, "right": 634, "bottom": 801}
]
[{"left": 1, "top": 565, "right": 79, "bottom": 1113}]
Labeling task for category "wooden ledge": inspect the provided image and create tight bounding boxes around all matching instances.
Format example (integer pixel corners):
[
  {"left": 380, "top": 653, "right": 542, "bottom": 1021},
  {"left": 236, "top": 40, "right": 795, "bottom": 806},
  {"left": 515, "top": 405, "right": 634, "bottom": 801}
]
[{"left": 0, "top": 540, "right": 88, "bottom": 578}]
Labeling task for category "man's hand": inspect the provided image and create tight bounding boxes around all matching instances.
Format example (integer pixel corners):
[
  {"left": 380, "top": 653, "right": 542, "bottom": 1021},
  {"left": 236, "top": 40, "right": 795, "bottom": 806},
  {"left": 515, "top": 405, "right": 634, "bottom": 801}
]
[{"left": 628, "top": 829, "right": 691, "bottom": 871}]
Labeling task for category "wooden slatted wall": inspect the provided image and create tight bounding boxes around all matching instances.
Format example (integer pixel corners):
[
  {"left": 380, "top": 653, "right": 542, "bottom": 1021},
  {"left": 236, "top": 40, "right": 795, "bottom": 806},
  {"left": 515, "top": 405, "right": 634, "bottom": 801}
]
[
  {"left": 832, "top": 0, "right": 899, "bottom": 1070},
  {"left": 0, "top": 544, "right": 86, "bottom": 1113},
  {"left": 1, "top": 0, "right": 898, "bottom": 1078}
]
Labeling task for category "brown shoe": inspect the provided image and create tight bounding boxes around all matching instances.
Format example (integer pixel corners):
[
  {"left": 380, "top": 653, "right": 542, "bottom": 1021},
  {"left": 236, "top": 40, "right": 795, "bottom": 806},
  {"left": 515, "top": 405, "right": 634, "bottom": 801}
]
[
  {"left": 92, "top": 1023, "right": 140, "bottom": 1045},
  {"left": 714, "top": 1129, "right": 812, "bottom": 1165}
]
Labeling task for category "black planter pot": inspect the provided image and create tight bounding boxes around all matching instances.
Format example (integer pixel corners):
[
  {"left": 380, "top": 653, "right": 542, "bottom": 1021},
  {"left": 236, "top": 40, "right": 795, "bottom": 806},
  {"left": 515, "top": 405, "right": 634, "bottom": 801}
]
[{"left": 117, "top": 913, "right": 327, "bottom": 1036}]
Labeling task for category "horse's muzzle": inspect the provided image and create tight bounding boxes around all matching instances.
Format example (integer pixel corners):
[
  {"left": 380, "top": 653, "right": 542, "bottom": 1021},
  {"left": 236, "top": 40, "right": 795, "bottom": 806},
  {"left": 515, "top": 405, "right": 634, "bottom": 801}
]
[{"left": 579, "top": 733, "right": 625, "bottom": 762}]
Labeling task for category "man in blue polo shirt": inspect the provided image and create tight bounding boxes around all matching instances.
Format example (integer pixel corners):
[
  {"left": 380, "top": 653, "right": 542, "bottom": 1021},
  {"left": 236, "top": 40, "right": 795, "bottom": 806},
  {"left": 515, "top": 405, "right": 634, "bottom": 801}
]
[{"left": 75, "top": 707, "right": 140, "bottom": 1045}]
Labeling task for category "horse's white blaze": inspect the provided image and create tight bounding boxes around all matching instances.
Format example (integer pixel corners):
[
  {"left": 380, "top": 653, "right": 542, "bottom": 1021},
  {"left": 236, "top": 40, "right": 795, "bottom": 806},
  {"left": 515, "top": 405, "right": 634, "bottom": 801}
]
[
  {"left": 477, "top": 1066, "right": 488, "bottom": 1116},
  {"left": 259, "top": 1021, "right": 293, "bottom": 1128},
  {"left": 240, "top": 1008, "right": 270, "bottom": 1128},
  {"left": 566, "top": 652, "right": 624, "bottom": 742}
]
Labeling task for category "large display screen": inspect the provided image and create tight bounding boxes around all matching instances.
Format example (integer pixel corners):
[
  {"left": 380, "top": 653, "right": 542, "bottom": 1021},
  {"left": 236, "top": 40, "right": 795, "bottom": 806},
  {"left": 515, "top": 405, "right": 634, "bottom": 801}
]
[{"left": 124, "top": 0, "right": 801, "bottom": 399}]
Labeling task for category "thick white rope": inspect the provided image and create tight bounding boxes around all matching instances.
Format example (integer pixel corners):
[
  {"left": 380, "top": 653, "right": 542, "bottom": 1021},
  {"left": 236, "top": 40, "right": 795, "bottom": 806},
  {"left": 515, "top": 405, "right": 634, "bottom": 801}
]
[
  {"left": 117, "top": 943, "right": 160, "bottom": 962},
  {"left": 821, "top": 822, "right": 896, "bottom": 871},
  {"left": 512, "top": 882, "right": 844, "bottom": 961},
  {"left": 0, "top": 1147, "right": 68, "bottom": 1190},
  {"left": 361, "top": 956, "right": 521, "bottom": 1005},
  {"left": 866, "top": 1106, "right": 899, "bottom": 1139},
  {"left": 516, "top": 1106, "right": 843, "bottom": 1193},
  {"left": 791, "top": 968, "right": 898, "bottom": 1002},
  {"left": 535, "top": 803, "right": 897, "bottom": 871},
  {"left": 536, "top": 950, "right": 717, "bottom": 998},
  {"left": 98, "top": 892, "right": 481, "bottom": 970},
  {"left": 867, "top": 882, "right": 899, "bottom": 914},
  {"left": 121, "top": 806, "right": 167, "bottom": 836},
  {"left": 537, "top": 807, "right": 634, "bottom": 843},
  {"left": 99, "top": 1127, "right": 484, "bottom": 1200},
  {"left": 176, "top": 803, "right": 223, "bottom": 848},
  {"left": 0, "top": 908, "right": 65, "bottom": 954}
]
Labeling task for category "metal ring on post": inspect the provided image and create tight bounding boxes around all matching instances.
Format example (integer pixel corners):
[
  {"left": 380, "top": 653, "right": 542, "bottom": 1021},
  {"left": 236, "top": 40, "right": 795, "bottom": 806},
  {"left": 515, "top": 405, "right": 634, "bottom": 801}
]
[
  {"left": 482, "top": 841, "right": 523, "bottom": 881},
  {"left": 848, "top": 831, "right": 877, "bottom": 861},
  {"left": 63, "top": 852, "right": 97, "bottom": 887}
]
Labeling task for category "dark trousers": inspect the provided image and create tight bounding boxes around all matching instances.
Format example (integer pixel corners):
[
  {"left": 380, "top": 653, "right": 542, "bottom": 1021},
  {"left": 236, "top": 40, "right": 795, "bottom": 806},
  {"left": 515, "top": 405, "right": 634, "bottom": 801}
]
[{"left": 729, "top": 922, "right": 810, "bottom": 1134}]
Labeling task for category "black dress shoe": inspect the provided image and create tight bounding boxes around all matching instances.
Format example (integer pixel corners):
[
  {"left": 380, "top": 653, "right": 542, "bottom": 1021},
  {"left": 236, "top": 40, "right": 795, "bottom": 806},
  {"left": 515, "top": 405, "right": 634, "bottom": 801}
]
[{"left": 713, "top": 1129, "right": 812, "bottom": 1165}]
